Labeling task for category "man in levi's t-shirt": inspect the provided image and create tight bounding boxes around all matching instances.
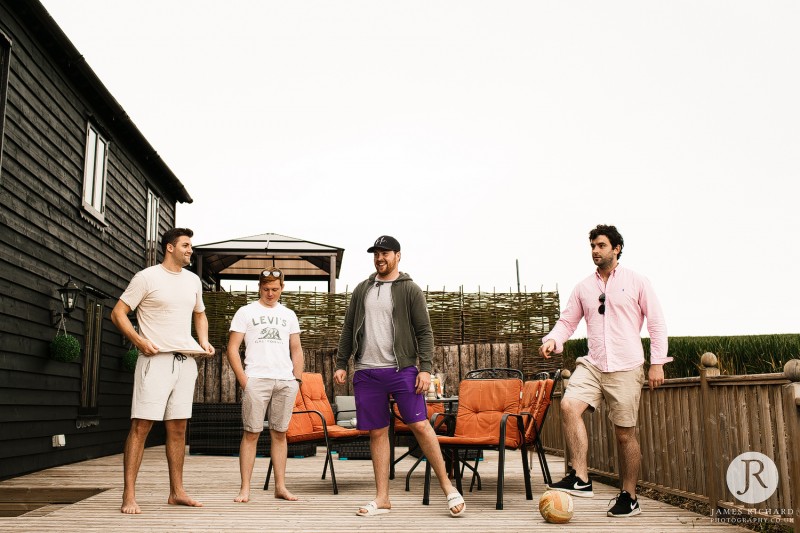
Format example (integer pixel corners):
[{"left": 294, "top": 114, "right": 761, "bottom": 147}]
[{"left": 226, "top": 267, "right": 304, "bottom": 503}]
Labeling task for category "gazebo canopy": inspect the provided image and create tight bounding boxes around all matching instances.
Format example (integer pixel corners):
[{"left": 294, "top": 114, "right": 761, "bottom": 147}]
[{"left": 192, "top": 233, "right": 344, "bottom": 293}]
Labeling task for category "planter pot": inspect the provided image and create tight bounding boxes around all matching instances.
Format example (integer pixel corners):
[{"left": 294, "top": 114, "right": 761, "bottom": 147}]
[{"left": 50, "top": 334, "right": 81, "bottom": 363}]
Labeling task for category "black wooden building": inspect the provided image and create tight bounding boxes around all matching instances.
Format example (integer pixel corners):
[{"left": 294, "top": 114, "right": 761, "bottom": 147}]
[{"left": 0, "top": 1, "right": 193, "bottom": 479}]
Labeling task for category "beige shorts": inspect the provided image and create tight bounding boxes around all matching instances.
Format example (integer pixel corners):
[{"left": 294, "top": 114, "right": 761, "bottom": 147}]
[
  {"left": 131, "top": 352, "right": 198, "bottom": 421},
  {"left": 241, "top": 377, "right": 299, "bottom": 433},
  {"left": 564, "top": 358, "right": 645, "bottom": 427}
]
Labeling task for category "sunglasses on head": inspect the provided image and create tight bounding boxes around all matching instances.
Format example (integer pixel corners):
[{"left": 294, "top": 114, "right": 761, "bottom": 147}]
[
  {"left": 598, "top": 293, "right": 606, "bottom": 315},
  {"left": 261, "top": 269, "right": 283, "bottom": 278}
]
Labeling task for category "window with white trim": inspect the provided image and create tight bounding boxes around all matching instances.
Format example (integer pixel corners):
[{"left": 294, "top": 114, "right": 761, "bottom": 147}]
[
  {"left": 82, "top": 123, "right": 109, "bottom": 223},
  {"left": 145, "top": 189, "right": 160, "bottom": 266}
]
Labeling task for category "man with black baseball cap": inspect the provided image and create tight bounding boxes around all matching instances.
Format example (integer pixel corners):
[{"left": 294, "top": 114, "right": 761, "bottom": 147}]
[
  {"left": 366, "top": 235, "right": 401, "bottom": 253},
  {"left": 335, "top": 235, "right": 466, "bottom": 518}
]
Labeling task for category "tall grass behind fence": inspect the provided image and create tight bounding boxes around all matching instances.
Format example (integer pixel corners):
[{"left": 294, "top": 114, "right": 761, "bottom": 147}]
[
  {"left": 563, "top": 334, "right": 800, "bottom": 377},
  {"left": 202, "top": 288, "right": 561, "bottom": 376}
]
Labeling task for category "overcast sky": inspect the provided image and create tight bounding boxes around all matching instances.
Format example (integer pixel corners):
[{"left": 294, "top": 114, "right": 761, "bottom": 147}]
[{"left": 40, "top": 1, "right": 799, "bottom": 338}]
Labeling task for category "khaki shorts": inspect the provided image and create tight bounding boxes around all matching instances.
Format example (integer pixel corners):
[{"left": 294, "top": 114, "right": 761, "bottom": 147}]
[
  {"left": 564, "top": 358, "right": 645, "bottom": 427},
  {"left": 241, "top": 377, "right": 299, "bottom": 433},
  {"left": 131, "top": 352, "right": 198, "bottom": 421}
]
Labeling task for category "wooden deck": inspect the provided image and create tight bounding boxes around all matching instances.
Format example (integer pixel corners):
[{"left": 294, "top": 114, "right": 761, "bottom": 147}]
[{"left": 0, "top": 446, "right": 749, "bottom": 532}]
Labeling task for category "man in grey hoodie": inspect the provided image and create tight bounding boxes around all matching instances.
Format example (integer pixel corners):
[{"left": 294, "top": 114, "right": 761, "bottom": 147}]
[{"left": 335, "top": 235, "right": 465, "bottom": 518}]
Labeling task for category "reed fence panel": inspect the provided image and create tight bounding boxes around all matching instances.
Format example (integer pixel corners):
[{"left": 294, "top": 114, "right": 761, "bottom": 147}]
[{"left": 201, "top": 289, "right": 561, "bottom": 379}]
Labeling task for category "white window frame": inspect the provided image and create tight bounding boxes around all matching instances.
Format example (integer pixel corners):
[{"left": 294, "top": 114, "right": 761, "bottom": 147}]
[
  {"left": 81, "top": 122, "right": 109, "bottom": 224},
  {"left": 145, "top": 189, "right": 160, "bottom": 266}
]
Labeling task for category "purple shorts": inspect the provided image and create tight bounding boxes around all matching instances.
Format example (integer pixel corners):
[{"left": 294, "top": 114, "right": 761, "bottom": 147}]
[{"left": 353, "top": 367, "right": 426, "bottom": 430}]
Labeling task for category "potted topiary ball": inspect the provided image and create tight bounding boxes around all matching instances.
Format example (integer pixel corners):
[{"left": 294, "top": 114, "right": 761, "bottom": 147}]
[
  {"left": 50, "top": 333, "right": 81, "bottom": 363},
  {"left": 122, "top": 348, "right": 139, "bottom": 372}
]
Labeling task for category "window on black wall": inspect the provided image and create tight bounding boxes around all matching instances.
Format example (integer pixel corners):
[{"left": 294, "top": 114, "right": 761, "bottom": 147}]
[
  {"left": 81, "top": 122, "right": 109, "bottom": 224},
  {"left": 146, "top": 189, "right": 160, "bottom": 266},
  {"left": 0, "top": 30, "right": 11, "bottom": 179}
]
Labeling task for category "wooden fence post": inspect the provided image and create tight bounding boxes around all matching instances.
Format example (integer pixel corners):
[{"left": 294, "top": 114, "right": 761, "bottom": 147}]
[
  {"left": 781, "top": 359, "right": 800, "bottom": 533},
  {"left": 699, "top": 352, "right": 720, "bottom": 519}
]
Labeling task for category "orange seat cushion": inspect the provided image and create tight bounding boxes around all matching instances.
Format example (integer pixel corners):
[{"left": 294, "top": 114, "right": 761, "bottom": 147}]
[{"left": 441, "top": 378, "right": 523, "bottom": 449}]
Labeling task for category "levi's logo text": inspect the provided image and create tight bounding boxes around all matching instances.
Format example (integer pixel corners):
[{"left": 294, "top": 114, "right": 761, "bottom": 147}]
[
  {"left": 251, "top": 315, "right": 288, "bottom": 344},
  {"left": 251, "top": 316, "right": 288, "bottom": 328}
]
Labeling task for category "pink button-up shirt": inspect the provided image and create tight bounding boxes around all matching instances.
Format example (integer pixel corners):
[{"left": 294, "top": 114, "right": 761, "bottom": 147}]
[{"left": 543, "top": 266, "right": 670, "bottom": 372}]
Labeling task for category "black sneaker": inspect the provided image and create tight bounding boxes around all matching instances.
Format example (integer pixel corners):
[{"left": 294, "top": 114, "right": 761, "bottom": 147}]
[
  {"left": 607, "top": 490, "right": 641, "bottom": 517},
  {"left": 547, "top": 470, "right": 594, "bottom": 497}
]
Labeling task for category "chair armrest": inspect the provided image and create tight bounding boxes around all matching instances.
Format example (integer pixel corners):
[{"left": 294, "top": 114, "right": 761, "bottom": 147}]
[
  {"left": 431, "top": 412, "right": 456, "bottom": 436},
  {"left": 501, "top": 412, "right": 528, "bottom": 442},
  {"left": 292, "top": 408, "right": 329, "bottom": 432}
]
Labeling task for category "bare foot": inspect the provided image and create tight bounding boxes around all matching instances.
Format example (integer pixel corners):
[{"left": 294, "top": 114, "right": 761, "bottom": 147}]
[
  {"left": 234, "top": 489, "right": 250, "bottom": 503},
  {"left": 121, "top": 496, "right": 141, "bottom": 514},
  {"left": 274, "top": 488, "right": 298, "bottom": 501},
  {"left": 167, "top": 493, "right": 203, "bottom": 507}
]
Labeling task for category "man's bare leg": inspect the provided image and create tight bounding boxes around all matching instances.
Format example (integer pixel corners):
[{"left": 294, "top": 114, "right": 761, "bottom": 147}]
[
  {"left": 269, "top": 430, "right": 298, "bottom": 501},
  {"left": 409, "top": 421, "right": 465, "bottom": 514},
  {"left": 358, "top": 428, "right": 392, "bottom": 514},
  {"left": 234, "top": 430, "right": 260, "bottom": 502},
  {"left": 121, "top": 418, "right": 153, "bottom": 514},
  {"left": 164, "top": 419, "right": 202, "bottom": 507},
  {"left": 615, "top": 425, "right": 640, "bottom": 498},
  {"left": 560, "top": 397, "right": 590, "bottom": 481}
]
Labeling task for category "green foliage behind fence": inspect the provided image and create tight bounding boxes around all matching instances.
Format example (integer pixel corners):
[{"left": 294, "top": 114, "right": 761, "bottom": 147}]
[
  {"left": 563, "top": 334, "right": 800, "bottom": 377},
  {"left": 203, "top": 288, "right": 561, "bottom": 376}
]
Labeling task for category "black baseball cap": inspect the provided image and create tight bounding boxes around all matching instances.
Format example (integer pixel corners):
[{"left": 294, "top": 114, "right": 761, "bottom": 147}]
[{"left": 367, "top": 235, "right": 401, "bottom": 253}]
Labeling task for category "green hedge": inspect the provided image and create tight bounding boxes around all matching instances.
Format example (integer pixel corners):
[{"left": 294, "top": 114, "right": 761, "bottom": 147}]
[{"left": 562, "top": 334, "right": 800, "bottom": 378}]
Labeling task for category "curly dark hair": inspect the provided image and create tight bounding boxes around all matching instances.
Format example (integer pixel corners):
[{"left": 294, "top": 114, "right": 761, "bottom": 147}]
[
  {"left": 161, "top": 227, "right": 194, "bottom": 254},
  {"left": 589, "top": 224, "right": 624, "bottom": 259}
]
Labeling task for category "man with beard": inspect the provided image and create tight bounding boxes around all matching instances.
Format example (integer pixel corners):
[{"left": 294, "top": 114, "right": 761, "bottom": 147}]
[
  {"left": 111, "top": 227, "right": 215, "bottom": 514},
  {"left": 334, "top": 235, "right": 466, "bottom": 518},
  {"left": 539, "top": 224, "right": 669, "bottom": 518},
  {"left": 539, "top": 224, "right": 672, "bottom": 517}
]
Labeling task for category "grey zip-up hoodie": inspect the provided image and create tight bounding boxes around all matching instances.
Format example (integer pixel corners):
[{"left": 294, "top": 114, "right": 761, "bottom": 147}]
[{"left": 336, "top": 272, "right": 434, "bottom": 373}]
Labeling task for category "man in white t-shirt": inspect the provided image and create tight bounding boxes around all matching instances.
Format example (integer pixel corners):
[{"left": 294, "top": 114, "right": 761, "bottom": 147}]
[
  {"left": 227, "top": 268, "right": 304, "bottom": 503},
  {"left": 111, "top": 227, "right": 215, "bottom": 514}
]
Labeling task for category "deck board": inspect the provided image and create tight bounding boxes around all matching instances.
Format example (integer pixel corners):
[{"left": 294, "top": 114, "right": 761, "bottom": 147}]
[{"left": 0, "top": 446, "right": 748, "bottom": 532}]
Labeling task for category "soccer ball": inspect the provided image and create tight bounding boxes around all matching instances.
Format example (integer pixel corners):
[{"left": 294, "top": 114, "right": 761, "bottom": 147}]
[{"left": 539, "top": 490, "right": 574, "bottom": 524}]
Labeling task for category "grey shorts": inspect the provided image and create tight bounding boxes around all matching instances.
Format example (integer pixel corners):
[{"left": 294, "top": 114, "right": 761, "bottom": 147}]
[
  {"left": 131, "top": 352, "right": 198, "bottom": 421},
  {"left": 241, "top": 377, "right": 299, "bottom": 433},
  {"left": 564, "top": 358, "right": 645, "bottom": 427}
]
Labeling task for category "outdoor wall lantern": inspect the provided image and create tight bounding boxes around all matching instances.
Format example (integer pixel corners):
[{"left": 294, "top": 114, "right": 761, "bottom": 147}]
[{"left": 53, "top": 276, "right": 81, "bottom": 325}]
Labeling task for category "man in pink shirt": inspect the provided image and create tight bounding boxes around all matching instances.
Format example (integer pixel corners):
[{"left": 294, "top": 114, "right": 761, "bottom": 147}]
[{"left": 539, "top": 224, "right": 670, "bottom": 518}]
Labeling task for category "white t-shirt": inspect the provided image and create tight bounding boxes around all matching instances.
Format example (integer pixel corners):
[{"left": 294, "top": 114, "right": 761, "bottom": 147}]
[
  {"left": 229, "top": 301, "right": 301, "bottom": 379},
  {"left": 120, "top": 264, "right": 205, "bottom": 353}
]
